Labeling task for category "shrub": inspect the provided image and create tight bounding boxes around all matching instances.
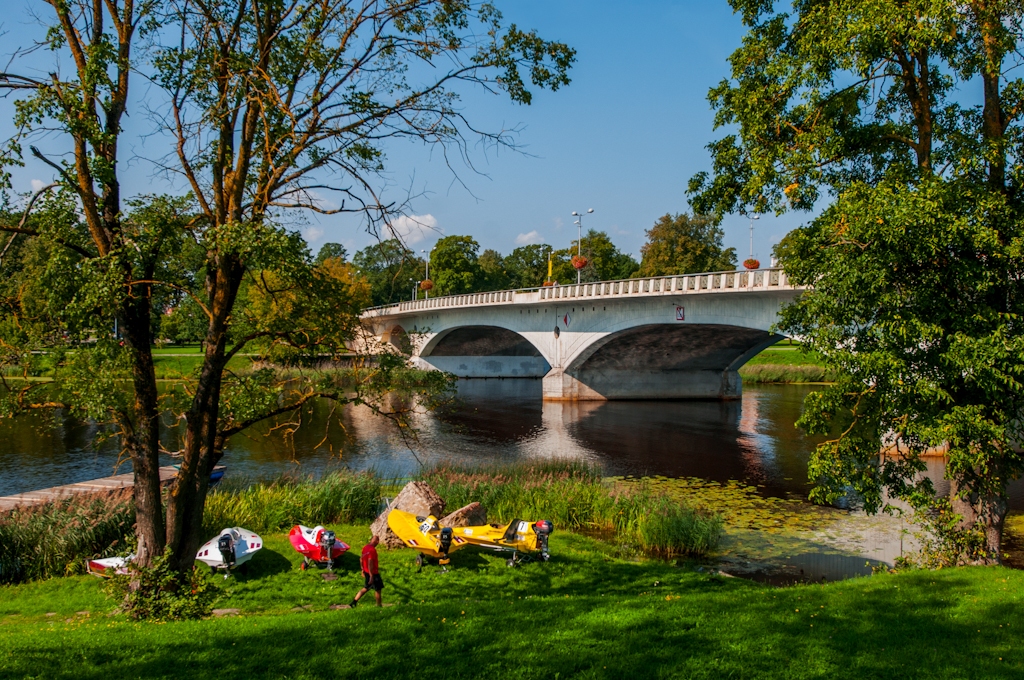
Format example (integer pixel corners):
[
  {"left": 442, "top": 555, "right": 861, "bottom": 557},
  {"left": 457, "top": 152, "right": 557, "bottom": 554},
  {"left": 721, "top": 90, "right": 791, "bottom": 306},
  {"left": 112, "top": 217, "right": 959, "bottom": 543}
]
[{"left": 106, "top": 555, "right": 217, "bottom": 621}]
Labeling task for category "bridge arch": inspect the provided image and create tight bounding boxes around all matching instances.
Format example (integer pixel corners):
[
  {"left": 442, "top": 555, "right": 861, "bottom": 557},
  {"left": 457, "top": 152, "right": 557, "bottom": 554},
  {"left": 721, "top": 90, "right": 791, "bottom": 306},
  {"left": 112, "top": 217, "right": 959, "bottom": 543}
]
[
  {"left": 546, "top": 324, "right": 784, "bottom": 401},
  {"left": 415, "top": 325, "right": 551, "bottom": 378}
]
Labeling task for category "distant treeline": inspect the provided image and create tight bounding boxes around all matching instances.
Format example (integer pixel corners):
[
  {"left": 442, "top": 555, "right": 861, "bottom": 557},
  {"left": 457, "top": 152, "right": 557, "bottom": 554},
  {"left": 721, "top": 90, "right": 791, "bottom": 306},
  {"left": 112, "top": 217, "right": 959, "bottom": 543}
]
[{"left": 340, "top": 212, "right": 737, "bottom": 308}]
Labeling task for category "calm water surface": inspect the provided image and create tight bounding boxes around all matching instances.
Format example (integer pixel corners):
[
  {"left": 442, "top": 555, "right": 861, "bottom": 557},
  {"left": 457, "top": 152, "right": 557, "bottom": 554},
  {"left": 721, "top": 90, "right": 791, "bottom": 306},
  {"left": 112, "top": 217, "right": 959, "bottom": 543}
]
[{"left": 0, "top": 381, "right": 822, "bottom": 497}]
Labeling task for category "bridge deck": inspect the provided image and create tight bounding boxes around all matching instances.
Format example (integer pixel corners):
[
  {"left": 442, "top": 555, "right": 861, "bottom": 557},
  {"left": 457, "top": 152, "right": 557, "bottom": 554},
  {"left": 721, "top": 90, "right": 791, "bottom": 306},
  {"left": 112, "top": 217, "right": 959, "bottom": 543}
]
[{"left": 363, "top": 268, "right": 797, "bottom": 318}]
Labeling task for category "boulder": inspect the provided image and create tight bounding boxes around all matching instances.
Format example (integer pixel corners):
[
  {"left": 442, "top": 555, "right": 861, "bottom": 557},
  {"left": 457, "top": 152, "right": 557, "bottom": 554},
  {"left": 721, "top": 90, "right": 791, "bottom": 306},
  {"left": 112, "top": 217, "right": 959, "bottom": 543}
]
[
  {"left": 440, "top": 502, "right": 487, "bottom": 528},
  {"left": 370, "top": 481, "right": 445, "bottom": 548}
]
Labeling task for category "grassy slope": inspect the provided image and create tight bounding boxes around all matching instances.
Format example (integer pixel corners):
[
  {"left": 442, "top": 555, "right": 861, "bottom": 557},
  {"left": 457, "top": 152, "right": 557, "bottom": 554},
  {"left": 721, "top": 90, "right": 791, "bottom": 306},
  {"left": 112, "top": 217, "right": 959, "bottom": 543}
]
[{"left": 1, "top": 528, "right": 1021, "bottom": 679}]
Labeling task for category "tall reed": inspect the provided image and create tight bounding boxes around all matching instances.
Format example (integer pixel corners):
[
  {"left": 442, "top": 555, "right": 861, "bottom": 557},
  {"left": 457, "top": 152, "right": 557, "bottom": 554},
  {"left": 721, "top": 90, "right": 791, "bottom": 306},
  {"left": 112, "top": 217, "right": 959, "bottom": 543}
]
[
  {"left": 0, "top": 490, "right": 135, "bottom": 584},
  {"left": 202, "top": 471, "right": 382, "bottom": 534},
  {"left": 418, "top": 461, "right": 723, "bottom": 558}
]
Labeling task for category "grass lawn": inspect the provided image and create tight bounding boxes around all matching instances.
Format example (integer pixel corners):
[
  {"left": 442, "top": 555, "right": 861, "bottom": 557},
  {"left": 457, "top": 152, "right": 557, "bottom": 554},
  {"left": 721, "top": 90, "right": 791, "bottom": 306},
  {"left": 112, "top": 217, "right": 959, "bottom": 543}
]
[
  {"left": 153, "top": 354, "right": 254, "bottom": 380},
  {"left": 745, "top": 345, "right": 825, "bottom": 368},
  {"left": 1, "top": 526, "right": 1021, "bottom": 679}
]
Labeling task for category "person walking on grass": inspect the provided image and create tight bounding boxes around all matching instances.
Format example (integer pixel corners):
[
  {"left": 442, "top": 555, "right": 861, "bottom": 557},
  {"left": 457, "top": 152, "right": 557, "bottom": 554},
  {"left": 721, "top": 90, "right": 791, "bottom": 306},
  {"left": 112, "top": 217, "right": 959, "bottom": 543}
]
[{"left": 350, "top": 535, "right": 383, "bottom": 608}]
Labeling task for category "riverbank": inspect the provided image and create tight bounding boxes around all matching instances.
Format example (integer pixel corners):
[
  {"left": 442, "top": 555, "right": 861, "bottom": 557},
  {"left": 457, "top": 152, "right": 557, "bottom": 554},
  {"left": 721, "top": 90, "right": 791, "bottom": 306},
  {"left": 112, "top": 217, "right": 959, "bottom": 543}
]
[
  {"left": 0, "top": 528, "right": 1021, "bottom": 678},
  {"left": 739, "top": 345, "right": 831, "bottom": 384}
]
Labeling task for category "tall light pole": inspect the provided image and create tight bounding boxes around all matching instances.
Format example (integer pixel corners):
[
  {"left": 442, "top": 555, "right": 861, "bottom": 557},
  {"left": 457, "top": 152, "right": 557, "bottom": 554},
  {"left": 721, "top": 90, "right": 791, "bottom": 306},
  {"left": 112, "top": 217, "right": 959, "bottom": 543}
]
[
  {"left": 421, "top": 249, "right": 431, "bottom": 298},
  {"left": 749, "top": 213, "right": 760, "bottom": 262},
  {"left": 571, "top": 208, "right": 594, "bottom": 284}
]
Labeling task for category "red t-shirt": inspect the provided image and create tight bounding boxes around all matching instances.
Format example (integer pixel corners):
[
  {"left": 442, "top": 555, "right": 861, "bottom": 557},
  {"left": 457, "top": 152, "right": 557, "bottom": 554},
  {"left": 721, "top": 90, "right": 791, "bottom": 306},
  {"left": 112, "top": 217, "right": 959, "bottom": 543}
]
[{"left": 361, "top": 544, "right": 379, "bottom": 575}]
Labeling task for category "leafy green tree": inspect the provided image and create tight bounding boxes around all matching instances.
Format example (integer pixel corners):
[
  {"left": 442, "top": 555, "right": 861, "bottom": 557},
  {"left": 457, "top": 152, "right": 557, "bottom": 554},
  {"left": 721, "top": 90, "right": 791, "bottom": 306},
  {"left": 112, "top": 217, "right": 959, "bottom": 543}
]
[
  {"left": 352, "top": 240, "right": 425, "bottom": 306},
  {"left": 0, "top": 0, "right": 574, "bottom": 580},
  {"left": 691, "top": 0, "right": 1024, "bottom": 562},
  {"left": 430, "top": 235, "right": 485, "bottom": 295},
  {"left": 315, "top": 243, "right": 348, "bottom": 265},
  {"left": 637, "top": 213, "right": 736, "bottom": 276},
  {"left": 477, "top": 249, "right": 511, "bottom": 291},
  {"left": 503, "top": 243, "right": 552, "bottom": 288},
  {"left": 551, "top": 230, "right": 638, "bottom": 283}
]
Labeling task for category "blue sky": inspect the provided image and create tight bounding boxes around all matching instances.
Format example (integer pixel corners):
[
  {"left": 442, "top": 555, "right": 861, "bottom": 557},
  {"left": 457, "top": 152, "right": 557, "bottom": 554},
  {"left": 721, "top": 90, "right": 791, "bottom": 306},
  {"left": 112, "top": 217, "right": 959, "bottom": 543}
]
[{"left": 1, "top": 0, "right": 811, "bottom": 265}]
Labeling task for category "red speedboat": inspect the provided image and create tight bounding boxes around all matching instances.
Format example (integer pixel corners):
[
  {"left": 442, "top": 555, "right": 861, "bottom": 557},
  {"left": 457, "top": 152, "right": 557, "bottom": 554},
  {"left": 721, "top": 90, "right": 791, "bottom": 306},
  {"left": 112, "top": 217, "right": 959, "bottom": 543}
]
[{"left": 289, "top": 525, "right": 349, "bottom": 570}]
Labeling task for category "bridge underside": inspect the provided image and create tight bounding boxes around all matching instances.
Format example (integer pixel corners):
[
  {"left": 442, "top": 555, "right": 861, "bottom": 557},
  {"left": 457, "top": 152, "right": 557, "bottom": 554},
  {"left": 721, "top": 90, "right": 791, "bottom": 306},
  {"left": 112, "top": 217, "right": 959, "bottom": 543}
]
[
  {"left": 416, "top": 326, "right": 550, "bottom": 378},
  {"left": 545, "top": 324, "right": 781, "bottom": 401},
  {"left": 412, "top": 323, "right": 783, "bottom": 400}
]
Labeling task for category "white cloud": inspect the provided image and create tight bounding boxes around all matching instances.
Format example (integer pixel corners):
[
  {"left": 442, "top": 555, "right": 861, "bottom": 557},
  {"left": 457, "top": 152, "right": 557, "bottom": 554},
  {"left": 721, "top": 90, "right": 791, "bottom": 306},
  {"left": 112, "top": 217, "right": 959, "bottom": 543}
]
[
  {"left": 30, "top": 179, "right": 47, "bottom": 193},
  {"left": 385, "top": 214, "right": 439, "bottom": 245},
  {"left": 552, "top": 217, "right": 564, "bottom": 230},
  {"left": 515, "top": 230, "right": 543, "bottom": 246},
  {"left": 301, "top": 226, "right": 325, "bottom": 244}
]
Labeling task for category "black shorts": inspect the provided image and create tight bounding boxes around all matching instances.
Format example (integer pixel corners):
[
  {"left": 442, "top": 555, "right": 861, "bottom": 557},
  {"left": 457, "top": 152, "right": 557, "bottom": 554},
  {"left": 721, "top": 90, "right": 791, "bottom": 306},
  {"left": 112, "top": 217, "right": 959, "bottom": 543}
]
[{"left": 363, "top": 572, "right": 384, "bottom": 592}]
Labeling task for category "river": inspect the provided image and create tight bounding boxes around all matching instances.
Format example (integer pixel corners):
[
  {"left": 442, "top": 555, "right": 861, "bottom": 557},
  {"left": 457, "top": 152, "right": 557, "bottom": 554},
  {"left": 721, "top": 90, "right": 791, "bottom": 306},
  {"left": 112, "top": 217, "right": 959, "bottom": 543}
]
[{"left": 2, "top": 380, "right": 1021, "bottom": 582}]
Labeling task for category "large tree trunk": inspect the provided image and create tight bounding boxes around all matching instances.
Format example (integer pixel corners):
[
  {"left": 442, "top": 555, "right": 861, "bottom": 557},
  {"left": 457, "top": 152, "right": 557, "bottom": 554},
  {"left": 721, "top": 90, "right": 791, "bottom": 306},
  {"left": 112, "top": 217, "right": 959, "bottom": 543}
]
[
  {"left": 164, "top": 257, "right": 243, "bottom": 571},
  {"left": 121, "top": 295, "right": 165, "bottom": 567},
  {"left": 950, "top": 478, "right": 1007, "bottom": 565}
]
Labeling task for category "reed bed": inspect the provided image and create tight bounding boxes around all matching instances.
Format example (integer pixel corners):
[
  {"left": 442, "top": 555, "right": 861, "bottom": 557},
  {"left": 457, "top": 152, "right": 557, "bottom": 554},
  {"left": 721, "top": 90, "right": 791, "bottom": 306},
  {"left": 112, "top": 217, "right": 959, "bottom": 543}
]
[
  {"left": 418, "top": 461, "right": 723, "bottom": 558},
  {"left": 202, "top": 471, "right": 382, "bottom": 534},
  {"left": 0, "top": 490, "right": 135, "bottom": 584}
]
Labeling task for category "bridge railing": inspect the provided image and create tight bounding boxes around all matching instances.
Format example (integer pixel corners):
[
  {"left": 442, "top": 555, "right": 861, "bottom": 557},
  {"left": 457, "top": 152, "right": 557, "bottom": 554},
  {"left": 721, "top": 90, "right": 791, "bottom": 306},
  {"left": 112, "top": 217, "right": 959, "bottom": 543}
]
[{"left": 361, "top": 268, "right": 795, "bottom": 316}]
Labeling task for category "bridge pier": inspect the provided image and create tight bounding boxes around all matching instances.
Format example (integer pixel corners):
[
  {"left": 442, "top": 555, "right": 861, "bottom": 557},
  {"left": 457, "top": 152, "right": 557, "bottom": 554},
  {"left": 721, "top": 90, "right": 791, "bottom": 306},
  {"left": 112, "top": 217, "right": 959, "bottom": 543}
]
[{"left": 542, "top": 367, "right": 743, "bottom": 401}]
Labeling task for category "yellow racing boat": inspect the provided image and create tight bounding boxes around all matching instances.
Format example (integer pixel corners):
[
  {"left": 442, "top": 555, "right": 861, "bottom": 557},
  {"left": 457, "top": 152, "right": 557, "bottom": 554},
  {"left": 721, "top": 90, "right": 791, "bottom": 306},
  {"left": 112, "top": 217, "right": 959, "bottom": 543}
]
[
  {"left": 387, "top": 508, "right": 470, "bottom": 568},
  {"left": 451, "top": 518, "right": 553, "bottom": 566}
]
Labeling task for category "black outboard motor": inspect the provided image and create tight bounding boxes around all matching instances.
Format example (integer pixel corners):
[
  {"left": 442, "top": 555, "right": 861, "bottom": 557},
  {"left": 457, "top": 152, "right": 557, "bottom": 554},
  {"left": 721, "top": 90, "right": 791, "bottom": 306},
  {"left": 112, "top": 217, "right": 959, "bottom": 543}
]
[
  {"left": 320, "top": 530, "right": 337, "bottom": 569},
  {"left": 438, "top": 527, "right": 454, "bottom": 565},
  {"left": 217, "top": 533, "right": 235, "bottom": 569},
  {"left": 533, "top": 520, "right": 553, "bottom": 561}
]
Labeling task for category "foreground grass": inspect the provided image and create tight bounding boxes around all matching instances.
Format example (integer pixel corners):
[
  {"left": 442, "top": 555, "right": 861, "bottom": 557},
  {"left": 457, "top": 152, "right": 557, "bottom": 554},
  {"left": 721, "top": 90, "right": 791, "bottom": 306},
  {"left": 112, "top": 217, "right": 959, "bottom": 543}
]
[{"left": 0, "top": 527, "right": 1021, "bottom": 679}]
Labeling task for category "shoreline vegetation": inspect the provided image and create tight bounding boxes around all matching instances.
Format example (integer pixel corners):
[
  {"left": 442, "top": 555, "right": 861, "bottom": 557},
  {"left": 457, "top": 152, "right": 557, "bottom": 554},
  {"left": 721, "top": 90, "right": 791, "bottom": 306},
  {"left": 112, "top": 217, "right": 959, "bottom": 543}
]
[
  {"left": 0, "top": 462, "right": 722, "bottom": 586},
  {"left": 3, "top": 342, "right": 832, "bottom": 383}
]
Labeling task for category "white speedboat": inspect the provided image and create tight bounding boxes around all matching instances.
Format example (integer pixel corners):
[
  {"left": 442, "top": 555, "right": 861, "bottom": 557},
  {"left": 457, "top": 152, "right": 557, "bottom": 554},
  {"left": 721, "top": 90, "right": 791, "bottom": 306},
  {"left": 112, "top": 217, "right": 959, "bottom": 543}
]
[{"left": 196, "top": 527, "right": 262, "bottom": 577}]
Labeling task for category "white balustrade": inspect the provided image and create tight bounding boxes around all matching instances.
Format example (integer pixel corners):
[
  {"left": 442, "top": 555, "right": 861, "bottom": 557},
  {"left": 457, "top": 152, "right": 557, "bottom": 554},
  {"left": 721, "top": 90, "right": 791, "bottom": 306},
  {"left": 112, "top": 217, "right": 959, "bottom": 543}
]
[{"left": 361, "top": 268, "right": 796, "bottom": 317}]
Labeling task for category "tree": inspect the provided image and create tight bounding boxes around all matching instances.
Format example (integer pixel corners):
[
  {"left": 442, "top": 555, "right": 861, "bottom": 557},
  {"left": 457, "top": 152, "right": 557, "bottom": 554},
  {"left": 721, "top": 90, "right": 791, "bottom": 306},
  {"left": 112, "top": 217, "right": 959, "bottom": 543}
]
[
  {"left": 551, "top": 230, "right": 638, "bottom": 283},
  {"left": 430, "top": 235, "right": 485, "bottom": 295},
  {"left": 637, "top": 213, "right": 736, "bottom": 276},
  {"left": 315, "top": 243, "right": 348, "bottom": 265},
  {"left": 503, "top": 243, "right": 552, "bottom": 288},
  {"left": 690, "top": 0, "right": 1024, "bottom": 563},
  {"left": 352, "top": 240, "right": 424, "bottom": 306},
  {"left": 0, "top": 0, "right": 574, "bottom": 580},
  {"left": 477, "top": 249, "right": 510, "bottom": 291}
]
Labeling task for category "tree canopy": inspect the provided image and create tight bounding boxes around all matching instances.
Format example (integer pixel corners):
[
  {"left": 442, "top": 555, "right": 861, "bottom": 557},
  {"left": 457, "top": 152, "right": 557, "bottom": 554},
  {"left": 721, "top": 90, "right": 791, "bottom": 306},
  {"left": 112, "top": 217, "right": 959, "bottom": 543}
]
[
  {"left": 430, "top": 235, "right": 486, "bottom": 295},
  {"left": 551, "top": 230, "right": 639, "bottom": 283},
  {"left": 692, "top": 0, "right": 1024, "bottom": 562},
  {"left": 637, "top": 213, "right": 736, "bottom": 276}
]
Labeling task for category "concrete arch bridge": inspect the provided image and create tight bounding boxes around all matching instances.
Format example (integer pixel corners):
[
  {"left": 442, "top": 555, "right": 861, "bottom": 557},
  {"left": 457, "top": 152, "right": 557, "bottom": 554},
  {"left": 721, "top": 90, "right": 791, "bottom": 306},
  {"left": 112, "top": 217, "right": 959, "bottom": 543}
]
[{"left": 361, "top": 269, "right": 804, "bottom": 401}]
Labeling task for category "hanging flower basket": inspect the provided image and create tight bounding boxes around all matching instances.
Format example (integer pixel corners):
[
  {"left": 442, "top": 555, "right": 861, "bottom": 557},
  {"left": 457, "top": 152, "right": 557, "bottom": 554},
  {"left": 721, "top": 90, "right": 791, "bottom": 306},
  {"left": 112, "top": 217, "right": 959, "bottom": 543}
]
[
  {"left": 571, "top": 255, "right": 589, "bottom": 270},
  {"left": 419, "top": 279, "right": 434, "bottom": 291},
  {"left": 542, "top": 280, "right": 555, "bottom": 287},
  {"left": 743, "top": 258, "right": 760, "bottom": 270}
]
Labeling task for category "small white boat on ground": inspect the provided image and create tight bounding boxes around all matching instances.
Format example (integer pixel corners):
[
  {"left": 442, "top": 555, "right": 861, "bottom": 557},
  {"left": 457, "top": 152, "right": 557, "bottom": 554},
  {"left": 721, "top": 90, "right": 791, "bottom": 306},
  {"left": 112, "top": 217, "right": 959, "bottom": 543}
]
[
  {"left": 86, "top": 555, "right": 134, "bottom": 578},
  {"left": 196, "top": 527, "right": 262, "bottom": 578}
]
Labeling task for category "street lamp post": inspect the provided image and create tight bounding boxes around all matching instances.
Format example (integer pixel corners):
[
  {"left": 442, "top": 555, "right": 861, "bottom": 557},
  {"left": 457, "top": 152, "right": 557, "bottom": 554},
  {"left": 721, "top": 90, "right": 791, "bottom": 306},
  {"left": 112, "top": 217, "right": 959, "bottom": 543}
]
[
  {"left": 421, "top": 249, "right": 431, "bottom": 298},
  {"left": 570, "top": 208, "right": 594, "bottom": 285},
  {"left": 749, "top": 213, "right": 760, "bottom": 262}
]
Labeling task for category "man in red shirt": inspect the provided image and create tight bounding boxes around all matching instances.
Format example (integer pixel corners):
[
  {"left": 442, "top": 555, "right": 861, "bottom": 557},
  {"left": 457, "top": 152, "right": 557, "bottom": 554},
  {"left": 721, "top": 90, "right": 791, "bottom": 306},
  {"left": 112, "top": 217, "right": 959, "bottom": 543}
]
[{"left": 350, "top": 535, "right": 383, "bottom": 607}]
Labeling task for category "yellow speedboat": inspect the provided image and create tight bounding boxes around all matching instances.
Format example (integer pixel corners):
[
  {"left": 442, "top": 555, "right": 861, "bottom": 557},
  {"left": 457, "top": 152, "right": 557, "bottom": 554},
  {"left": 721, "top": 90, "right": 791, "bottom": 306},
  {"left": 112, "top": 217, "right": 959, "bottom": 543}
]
[
  {"left": 387, "top": 508, "right": 470, "bottom": 567},
  {"left": 452, "top": 518, "right": 553, "bottom": 566}
]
